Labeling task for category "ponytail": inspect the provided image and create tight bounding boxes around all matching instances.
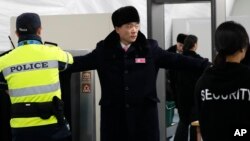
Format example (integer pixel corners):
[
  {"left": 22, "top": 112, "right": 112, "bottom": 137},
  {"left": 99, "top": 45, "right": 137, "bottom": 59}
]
[{"left": 214, "top": 52, "right": 226, "bottom": 66}]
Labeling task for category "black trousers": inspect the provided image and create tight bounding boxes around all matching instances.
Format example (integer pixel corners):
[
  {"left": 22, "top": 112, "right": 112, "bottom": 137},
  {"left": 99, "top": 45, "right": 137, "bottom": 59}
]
[
  {"left": 174, "top": 109, "right": 196, "bottom": 141},
  {"left": 12, "top": 123, "right": 71, "bottom": 141},
  {"left": 174, "top": 119, "right": 196, "bottom": 141},
  {"left": 0, "top": 91, "right": 11, "bottom": 141}
]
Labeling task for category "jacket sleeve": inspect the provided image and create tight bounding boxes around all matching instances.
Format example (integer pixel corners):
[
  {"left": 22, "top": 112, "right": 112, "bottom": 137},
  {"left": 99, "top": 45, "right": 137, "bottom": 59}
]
[
  {"left": 0, "top": 72, "right": 7, "bottom": 90},
  {"left": 55, "top": 47, "right": 74, "bottom": 71},
  {"left": 194, "top": 77, "right": 203, "bottom": 120},
  {"left": 151, "top": 40, "right": 211, "bottom": 71},
  {"left": 64, "top": 43, "right": 101, "bottom": 73},
  {"left": 0, "top": 50, "right": 11, "bottom": 90}
]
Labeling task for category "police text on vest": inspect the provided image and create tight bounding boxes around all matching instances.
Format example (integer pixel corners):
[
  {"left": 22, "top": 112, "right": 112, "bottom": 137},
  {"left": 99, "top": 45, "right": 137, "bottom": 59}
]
[{"left": 10, "top": 62, "right": 49, "bottom": 72}]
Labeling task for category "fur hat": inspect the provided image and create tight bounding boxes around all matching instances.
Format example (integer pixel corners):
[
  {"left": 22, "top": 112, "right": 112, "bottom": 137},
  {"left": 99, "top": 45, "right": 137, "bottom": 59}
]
[
  {"left": 112, "top": 6, "right": 140, "bottom": 27},
  {"left": 177, "top": 33, "right": 187, "bottom": 44},
  {"left": 16, "top": 13, "right": 41, "bottom": 35}
]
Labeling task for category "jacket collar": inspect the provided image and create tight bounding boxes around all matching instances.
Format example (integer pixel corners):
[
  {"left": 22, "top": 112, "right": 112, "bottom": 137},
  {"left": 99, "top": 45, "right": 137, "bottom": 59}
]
[
  {"left": 183, "top": 50, "right": 197, "bottom": 56},
  {"left": 103, "top": 30, "right": 149, "bottom": 55},
  {"left": 18, "top": 34, "right": 42, "bottom": 44}
]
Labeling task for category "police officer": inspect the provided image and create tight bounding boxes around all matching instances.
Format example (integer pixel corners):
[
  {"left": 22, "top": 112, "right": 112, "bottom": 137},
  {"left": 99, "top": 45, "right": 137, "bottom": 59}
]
[
  {"left": 65, "top": 6, "right": 209, "bottom": 141},
  {"left": 0, "top": 13, "right": 73, "bottom": 141}
]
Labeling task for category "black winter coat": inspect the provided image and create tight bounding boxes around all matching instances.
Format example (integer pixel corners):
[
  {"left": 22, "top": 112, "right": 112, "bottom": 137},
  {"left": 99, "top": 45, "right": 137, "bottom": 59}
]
[
  {"left": 167, "top": 45, "right": 177, "bottom": 53},
  {"left": 165, "top": 45, "right": 178, "bottom": 101},
  {"left": 68, "top": 30, "right": 209, "bottom": 141}
]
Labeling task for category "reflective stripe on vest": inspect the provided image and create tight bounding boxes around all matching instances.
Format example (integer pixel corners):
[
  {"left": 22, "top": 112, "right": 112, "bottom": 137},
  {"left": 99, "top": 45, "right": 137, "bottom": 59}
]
[
  {"left": 61, "top": 52, "right": 70, "bottom": 71},
  {"left": 2, "top": 60, "right": 58, "bottom": 77},
  {"left": 0, "top": 44, "right": 73, "bottom": 128},
  {"left": 9, "top": 82, "right": 60, "bottom": 97}
]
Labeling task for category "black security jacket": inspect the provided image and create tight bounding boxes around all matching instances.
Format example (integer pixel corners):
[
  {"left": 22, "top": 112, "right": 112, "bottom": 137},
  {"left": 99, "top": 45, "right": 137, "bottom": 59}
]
[
  {"left": 195, "top": 62, "right": 250, "bottom": 141},
  {"left": 67, "top": 30, "right": 209, "bottom": 141}
]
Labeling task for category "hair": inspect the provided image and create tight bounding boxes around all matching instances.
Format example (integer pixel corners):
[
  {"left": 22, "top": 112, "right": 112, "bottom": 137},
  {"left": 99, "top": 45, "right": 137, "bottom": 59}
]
[
  {"left": 214, "top": 21, "right": 249, "bottom": 66},
  {"left": 176, "top": 33, "right": 187, "bottom": 44},
  {"left": 241, "top": 45, "right": 250, "bottom": 65},
  {"left": 183, "top": 35, "right": 198, "bottom": 51}
]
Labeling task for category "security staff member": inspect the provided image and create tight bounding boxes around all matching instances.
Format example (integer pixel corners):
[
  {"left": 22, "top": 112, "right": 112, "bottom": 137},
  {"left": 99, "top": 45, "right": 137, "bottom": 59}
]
[
  {"left": 0, "top": 13, "right": 73, "bottom": 141},
  {"left": 65, "top": 6, "right": 210, "bottom": 141},
  {"left": 195, "top": 21, "right": 250, "bottom": 141}
]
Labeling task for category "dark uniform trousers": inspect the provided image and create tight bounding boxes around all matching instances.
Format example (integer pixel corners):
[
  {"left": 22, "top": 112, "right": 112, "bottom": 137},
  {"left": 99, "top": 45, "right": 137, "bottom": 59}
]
[
  {"left": 12, "top": 123, "right": 71, "bottom": 141},
  {"left": 0, "top": 91, "right": 11, "bottom": 141}
]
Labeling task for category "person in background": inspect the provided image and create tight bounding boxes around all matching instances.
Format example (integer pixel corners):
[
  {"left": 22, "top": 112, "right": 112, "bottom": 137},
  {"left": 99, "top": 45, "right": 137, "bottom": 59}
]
[
  {"left": 0, "top": 12, "right": 73, "bottom": 141},
  {"left": 174, "top": 35, "right": 205, "bottom": 141},
  {"left": 0, "top": 50, "right": 12, "bottom": 141},
  {"left": 167, "top": 33, "right": 187, "bottom": 54},
  {"left": 195, "top": 21, "right": 250, "bottom": 141},
  {"left": 66, "top": 6, "right": 209, "bottom": 141},
  {"left": 0, "top": 90, "right": 11, "bottom": 141},
  {"left": 165, "top": 34, "right": 188, "bottom": 141},
  {"left": 166, "top": 33, "right": 188, "bottom": 102}
]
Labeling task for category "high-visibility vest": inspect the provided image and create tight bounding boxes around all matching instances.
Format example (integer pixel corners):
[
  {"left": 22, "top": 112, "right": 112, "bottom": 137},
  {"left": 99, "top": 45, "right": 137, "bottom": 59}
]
[{"left": 0, "top": 43, "right": 73, "bottom": 128}]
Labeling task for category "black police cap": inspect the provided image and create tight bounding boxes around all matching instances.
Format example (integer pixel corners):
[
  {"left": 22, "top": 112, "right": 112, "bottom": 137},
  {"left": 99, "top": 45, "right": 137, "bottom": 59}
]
[{"left": 16, "top": 12, "right": 41, "bottom": 35}]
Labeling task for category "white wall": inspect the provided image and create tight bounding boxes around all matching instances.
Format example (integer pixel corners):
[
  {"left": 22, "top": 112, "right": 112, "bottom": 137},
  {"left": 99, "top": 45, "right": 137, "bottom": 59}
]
[
  {"left": 228, "top": 16, "right": 250, "bottom": 36},
  {"left": 164, "top": 3, "right": 211, "bottom": 51},
  {"left": 225, "top": 0, "right": 250, "bottom": 38},
  {"left": 230, "top": 0, "right": 250, "bottom": 16},
  {"left": 226, "top": 0, "right": 235, "bottom": 17},
  {"left": 172, "top": 18, "right": 212, "bottom": 61},
  {"left": 0, "top": 0, "right": 147, "bottom": 51},
  {"left": 225, "top": 0, "right": 250, "bottom": 48},
  {"left": 10, "top": 14, "right": 113, "bottom": 49}
]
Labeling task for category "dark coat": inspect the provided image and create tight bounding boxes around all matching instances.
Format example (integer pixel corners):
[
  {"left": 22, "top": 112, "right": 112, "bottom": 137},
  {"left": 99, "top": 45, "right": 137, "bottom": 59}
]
[
  {"left": 167, "top": 45, "right": 177, "bottom": 53},
  {"left": 0, "top": 90, "right": 11, "bottom": 141},
  {"left": 174, "top": 50, "right": 204, "bottom": 121},
  {"left": 195, "top": 63, "right": 250, "bottom": 141},
  {"left": 165, "top": 44, "right": 178, "bottom": 101},
  {"left": 0, "top": 50, "right": 12, "bottom": 141},
  {"left": 68, "top": 30, "right": 209, "bottom": 141}
]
